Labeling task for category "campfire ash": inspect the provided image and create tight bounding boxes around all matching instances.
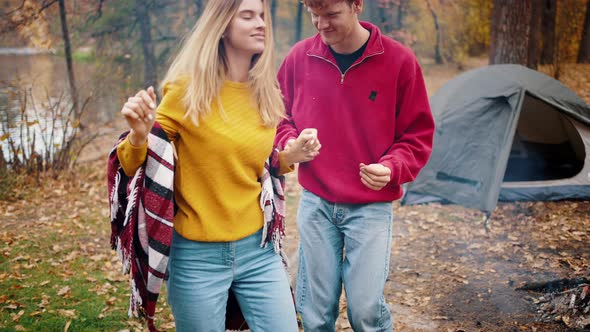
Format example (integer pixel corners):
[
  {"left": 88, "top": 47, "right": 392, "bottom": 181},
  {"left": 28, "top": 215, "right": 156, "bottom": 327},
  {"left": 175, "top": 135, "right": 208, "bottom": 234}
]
[{"left": 517, "top": 277, "right": 590, "bottom": 330}]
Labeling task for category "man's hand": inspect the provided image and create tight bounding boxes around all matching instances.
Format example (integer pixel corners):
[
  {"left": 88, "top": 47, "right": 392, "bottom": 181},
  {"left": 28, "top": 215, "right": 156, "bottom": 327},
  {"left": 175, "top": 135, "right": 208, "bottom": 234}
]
[
  {"left": 359, "top": 163, "right": 391, "bottom": 190},
  {"left": 282, "top": 128, "right": 321, "bottom": 165}
]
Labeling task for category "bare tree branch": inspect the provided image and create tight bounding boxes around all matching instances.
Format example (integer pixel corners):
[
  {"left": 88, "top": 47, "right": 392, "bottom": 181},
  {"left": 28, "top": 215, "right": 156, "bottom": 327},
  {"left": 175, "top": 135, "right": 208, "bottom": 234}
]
[
  {"left": 88, "top": 0, "right": 106, "bottom": 22},
  {"left": 40, "top": 0, "right": 58, "bottom": 12},
  {"left": 153, "top": 36, "right": 178, "bottom": 42},
  {"left": 96, "top": 0, "right": 105, "bottom": 17},
  {"left": 90, "top": 23, "right": 130, "bottom": 37},
  {"left": 1, "top": 0, "right": 25, "bottom": 16},
  {"left": 0, "top": 0, "right": 58, "bottom": 34}
]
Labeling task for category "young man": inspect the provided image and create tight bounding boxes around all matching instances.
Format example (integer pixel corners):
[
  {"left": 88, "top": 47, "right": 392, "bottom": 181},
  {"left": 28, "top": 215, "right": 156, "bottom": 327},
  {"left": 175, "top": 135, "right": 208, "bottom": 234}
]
[{"left": 275, "top": 0, "right": 435, "bottom": 330}]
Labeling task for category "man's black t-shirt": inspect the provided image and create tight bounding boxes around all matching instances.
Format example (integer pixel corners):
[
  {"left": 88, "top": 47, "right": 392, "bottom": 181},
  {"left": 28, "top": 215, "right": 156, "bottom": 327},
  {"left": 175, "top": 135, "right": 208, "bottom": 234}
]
[{"left": 329, "top": 33, "right": 370, "bottom": 73}]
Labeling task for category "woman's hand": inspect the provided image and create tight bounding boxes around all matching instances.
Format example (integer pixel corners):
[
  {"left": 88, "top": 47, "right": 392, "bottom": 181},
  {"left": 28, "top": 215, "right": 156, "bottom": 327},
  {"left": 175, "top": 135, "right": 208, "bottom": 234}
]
[
  {"left": 282, "top": 128, "right": 321, "bottom": 165},
  {"left": 120, "top": 86, "right": 158, "bottom": 146}
]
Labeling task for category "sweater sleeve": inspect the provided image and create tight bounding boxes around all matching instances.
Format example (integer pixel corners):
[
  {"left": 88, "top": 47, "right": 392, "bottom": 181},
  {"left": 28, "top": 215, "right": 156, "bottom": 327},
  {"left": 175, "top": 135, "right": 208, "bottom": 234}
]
[
  {"left": 275, "top": 55, "right": 300, "bottom": 150},
  {"left": 117, "top": 137, "right": 148, "bottom": 176},
  {"left": 277, "top": 151, "right": 295, "bottom": 176},
  {"left": 378, "top": 59, "right": 435, "bottom": 186},
  {"left": 116, "top": 81, "right": 182, "bottom": 176}
]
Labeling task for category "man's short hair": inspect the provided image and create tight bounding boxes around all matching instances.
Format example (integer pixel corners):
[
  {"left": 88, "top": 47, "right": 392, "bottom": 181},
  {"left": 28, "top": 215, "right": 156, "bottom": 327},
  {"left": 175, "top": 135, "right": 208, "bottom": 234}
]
[{"left": 302, "top": 0, "right": 355, "bottom": 9}]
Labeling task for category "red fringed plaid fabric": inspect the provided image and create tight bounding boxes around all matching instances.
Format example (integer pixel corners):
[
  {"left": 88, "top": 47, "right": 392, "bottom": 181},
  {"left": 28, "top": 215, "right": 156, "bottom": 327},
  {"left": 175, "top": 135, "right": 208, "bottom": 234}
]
[{"left": 107, "top": 122, "right": 287, "bottom": 331}]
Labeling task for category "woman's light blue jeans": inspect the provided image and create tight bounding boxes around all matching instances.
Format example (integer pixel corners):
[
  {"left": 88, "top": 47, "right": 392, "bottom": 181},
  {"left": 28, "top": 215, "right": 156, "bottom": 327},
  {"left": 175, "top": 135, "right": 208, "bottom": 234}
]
[
  {"left": 296, "top": 189, "right": 393, "bottom": 332},
  {"left": 167, "top": 228, "right": 298, "bottom": 332}
]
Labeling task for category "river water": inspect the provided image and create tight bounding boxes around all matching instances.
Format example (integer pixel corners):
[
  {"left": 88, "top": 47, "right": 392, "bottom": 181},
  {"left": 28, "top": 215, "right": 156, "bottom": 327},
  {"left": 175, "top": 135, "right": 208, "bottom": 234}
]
[{"left": 0, "top": 52, "right": 128, "bottom": 161}]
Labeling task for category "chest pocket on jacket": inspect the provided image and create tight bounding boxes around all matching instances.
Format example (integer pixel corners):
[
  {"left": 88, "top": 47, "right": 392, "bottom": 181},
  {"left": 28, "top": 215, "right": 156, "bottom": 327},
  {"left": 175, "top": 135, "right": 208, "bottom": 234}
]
[{"left": 360, "top": 82, "right": 394, "bottom": 126}]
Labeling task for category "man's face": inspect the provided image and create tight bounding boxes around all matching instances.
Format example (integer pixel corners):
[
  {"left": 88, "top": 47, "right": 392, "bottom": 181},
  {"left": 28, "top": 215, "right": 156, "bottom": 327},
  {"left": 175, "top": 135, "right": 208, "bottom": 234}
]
[{"left": 308, "top": 1, "right": 359, "bottom": 48}]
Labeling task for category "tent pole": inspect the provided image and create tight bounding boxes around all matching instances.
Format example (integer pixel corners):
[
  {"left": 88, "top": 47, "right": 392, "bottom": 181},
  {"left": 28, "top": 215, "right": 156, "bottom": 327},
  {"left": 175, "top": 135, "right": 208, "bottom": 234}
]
[{"left": 483, "top": 211, "right": 492, "bottom": 234}]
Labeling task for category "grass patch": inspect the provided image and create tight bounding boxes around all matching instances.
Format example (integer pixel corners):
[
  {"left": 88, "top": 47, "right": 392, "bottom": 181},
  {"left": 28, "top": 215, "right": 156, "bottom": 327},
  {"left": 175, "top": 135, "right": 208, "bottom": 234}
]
[
  {"left": 0, "top": 169, "right": 30, "bottom": 202},
  {"left": 0, "top": 173, "right": 174, "bottom": 331},
  {"left": 72, "top": 51, "right": 95, "bottom": 63}
]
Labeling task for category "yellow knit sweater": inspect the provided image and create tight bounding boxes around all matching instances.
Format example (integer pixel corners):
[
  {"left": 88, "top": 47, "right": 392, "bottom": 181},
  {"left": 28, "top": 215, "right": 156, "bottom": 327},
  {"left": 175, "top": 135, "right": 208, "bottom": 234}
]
[{"left": 117, "top": 80, "right": 290, "bottom": 242}]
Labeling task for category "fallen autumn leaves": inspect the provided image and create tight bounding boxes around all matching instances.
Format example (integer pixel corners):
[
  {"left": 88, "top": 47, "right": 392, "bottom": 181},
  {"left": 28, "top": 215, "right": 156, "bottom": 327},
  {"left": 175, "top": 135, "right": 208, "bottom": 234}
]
[{"left": 1, "top": 146, "right": 589, "bottom": 332}]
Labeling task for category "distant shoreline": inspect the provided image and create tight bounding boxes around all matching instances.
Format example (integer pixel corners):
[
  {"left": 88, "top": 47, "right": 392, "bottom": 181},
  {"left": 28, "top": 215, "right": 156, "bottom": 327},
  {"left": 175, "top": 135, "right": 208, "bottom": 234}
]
[{"left": 0, "top": 48, "right": 55, "bottom": 55}]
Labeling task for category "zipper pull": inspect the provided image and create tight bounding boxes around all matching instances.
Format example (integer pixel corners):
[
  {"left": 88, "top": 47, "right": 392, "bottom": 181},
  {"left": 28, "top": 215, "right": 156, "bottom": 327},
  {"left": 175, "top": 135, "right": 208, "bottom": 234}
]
[{"left": 340, "top": 74, "right": 344, "bottom": 84}]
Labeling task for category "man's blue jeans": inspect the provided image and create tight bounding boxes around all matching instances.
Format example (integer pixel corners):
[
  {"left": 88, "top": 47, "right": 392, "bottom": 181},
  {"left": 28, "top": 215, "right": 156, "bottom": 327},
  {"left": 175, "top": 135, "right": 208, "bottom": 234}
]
[
  {"left": 167, "top": 228, "right": 298, "bottom": 332},
  {"left": 296, "top": 189, "right": 393, "bottom": 332}
]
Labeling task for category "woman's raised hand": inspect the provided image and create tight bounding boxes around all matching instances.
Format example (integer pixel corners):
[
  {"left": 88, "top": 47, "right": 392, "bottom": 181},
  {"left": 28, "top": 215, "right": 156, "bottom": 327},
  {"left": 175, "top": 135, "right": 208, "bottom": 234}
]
[{"left": 120, "top": 86, "right": 158, "bottom": 146}]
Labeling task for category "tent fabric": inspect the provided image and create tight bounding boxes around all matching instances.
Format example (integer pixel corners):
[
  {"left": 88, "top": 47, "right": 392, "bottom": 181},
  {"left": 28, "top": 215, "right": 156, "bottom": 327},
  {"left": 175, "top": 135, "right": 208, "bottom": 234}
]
[
  {"left": 401, "top": 64, "right": 590, "bottom": 213},
  {"left": 499, "top": 185, "right": 590, "bottom": 202}
]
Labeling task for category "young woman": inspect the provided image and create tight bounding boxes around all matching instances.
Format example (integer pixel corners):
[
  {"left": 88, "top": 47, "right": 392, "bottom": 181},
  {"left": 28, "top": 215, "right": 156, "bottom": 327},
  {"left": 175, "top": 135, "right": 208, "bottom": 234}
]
[{"left": 114, "top": 0, "right": 320, "bottom": 330}]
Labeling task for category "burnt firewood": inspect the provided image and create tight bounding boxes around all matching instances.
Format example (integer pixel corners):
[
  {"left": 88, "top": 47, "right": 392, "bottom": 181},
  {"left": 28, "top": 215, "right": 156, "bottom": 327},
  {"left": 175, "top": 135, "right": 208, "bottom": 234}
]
[
  {"left": 516, "top": 277, "right": 589, "bottom": 293},
  {"left": 525, "top": 283, "right": 590, "bottom": 330}
]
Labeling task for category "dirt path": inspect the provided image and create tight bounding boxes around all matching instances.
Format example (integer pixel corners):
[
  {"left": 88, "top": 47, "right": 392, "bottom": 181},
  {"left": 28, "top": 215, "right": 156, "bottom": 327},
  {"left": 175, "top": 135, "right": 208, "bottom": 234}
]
[{"left": 387, "top": 202, "right": 588, "bottom": 332}]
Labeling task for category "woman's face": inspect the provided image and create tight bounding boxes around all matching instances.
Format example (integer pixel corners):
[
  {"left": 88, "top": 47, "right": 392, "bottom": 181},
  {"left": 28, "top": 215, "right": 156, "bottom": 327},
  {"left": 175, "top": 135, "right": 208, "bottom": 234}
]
[{"left": 223, "top": 0, "right": 267, "bottom": 57}]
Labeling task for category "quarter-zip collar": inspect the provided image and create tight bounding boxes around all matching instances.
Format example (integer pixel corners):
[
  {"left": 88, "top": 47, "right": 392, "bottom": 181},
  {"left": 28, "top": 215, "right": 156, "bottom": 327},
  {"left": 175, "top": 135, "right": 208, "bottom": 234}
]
[
  {"left": 306, "top": 21, "right": 385, "bottom": 83},
  {"left": 306, "top": 22, "right": 384, "bottom": 68}
]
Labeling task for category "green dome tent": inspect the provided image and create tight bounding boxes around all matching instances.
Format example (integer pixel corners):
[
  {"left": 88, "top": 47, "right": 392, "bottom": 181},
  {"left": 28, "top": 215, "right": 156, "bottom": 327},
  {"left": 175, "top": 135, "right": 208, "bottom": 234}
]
[{"left": 402, "top": 64, "right": 590, "bottom": 213}]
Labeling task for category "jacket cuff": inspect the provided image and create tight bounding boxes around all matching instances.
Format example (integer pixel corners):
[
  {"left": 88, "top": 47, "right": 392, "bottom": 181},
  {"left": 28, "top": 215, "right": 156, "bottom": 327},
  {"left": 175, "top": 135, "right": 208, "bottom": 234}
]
[
  {"left": 278, "top": 134, "right": 298, "bottom": 150},
  {"left": 379, "top": 159, "right": 399, "bottom": 186}
]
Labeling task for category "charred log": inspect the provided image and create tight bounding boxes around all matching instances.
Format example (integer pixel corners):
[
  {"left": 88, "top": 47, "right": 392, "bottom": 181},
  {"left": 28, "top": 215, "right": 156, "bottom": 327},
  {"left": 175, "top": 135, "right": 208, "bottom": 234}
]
[
  {"left": 518, "top": 278, "right": 590, "bottom": 330},
  {"left": 516, "top": 277, "right": 589, "bottom": 293}
]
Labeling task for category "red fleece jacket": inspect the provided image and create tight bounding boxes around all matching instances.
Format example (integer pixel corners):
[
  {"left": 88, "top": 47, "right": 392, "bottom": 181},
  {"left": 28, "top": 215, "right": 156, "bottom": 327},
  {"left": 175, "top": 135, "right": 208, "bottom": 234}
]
[{"left": 276, "top": 22, "right": 434, "bottom": 204}]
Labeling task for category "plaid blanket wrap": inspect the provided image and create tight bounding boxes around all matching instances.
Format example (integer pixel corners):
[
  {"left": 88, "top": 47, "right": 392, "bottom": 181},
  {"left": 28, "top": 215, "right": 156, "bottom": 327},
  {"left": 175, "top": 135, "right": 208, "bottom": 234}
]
[{"left": 107, "top": 123, "right": 287, "bottom": 331}]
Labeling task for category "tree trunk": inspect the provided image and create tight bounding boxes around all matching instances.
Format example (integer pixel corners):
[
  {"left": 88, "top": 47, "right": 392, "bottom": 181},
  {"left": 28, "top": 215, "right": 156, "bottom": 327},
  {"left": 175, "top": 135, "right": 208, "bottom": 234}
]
[
  {"left": 425, "top": 0, "right": 443, "bottom": 64},
  {"left": 363, "top": 1, "right": 391, "bottom": 32},
  {"left": 363, "top": 0, "right": 379, "bottom": 27},
  {"left": 134, "top": 0, "right": 158, "bottom": 90},
  {"left": 378, "top": 6, "right": 390, "bottom": 33},
  {"left": 271, "top": 0, "right": 277, "bottom": 31},
  {"left": 527, "top": 0, "right": 543, "bottom": 69},
  {"left": 489, "top": 0, "right": 533, "bottom": 65},
  {"left": 397, "top": 0, "right": 408, "bottom": 30},
  {"left": 295, "top": 1, "right": 304, "bottom": 43},
  {"left": 540, "top": 0, "right": 556, "bottom": 64},
  {"left": 57, "top": 0, "right": 79, "bottom": 116},
  {"left": 578, "top": 0, "right": 590, "bottom": 63},
  {"left": 193, "top": 0, "right": 203, "bottom": 15}
]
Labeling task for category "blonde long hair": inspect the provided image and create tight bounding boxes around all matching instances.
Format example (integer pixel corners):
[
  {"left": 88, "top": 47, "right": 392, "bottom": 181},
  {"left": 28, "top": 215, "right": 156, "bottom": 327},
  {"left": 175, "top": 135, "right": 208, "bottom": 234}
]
[{"left": 161, "top": 0, "right": 284, "bottom": 127}]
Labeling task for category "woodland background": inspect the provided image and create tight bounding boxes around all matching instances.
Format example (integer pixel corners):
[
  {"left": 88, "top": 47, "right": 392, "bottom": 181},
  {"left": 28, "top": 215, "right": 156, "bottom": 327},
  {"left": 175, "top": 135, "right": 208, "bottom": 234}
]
[{"left": 0, "top": 0, "right": 589, "bottom": 331}]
